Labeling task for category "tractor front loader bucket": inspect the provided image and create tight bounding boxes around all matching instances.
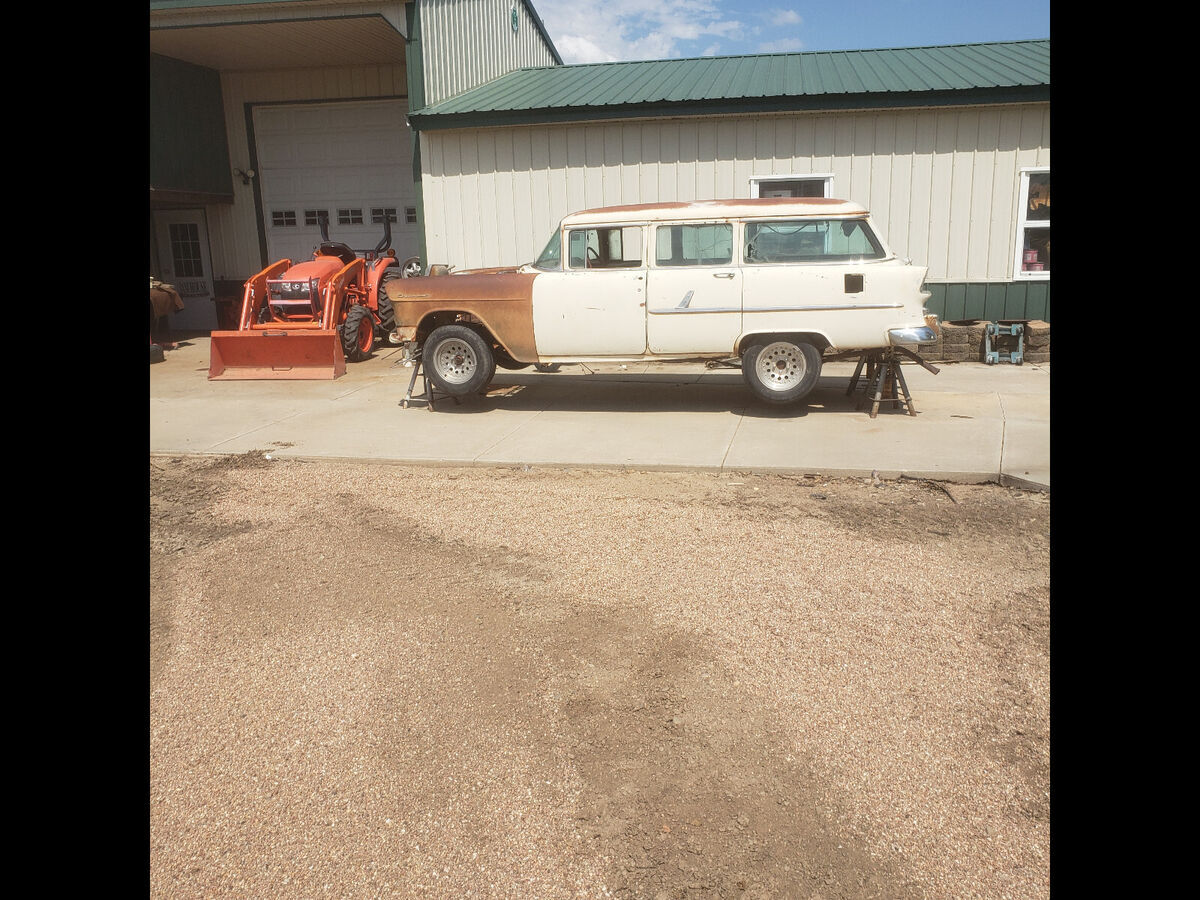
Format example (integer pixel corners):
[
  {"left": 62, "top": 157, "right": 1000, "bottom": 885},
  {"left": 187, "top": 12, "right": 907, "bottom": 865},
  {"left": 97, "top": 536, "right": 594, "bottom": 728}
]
[{"left": 208, "top": 329, "right": 347, "bottom": 380}]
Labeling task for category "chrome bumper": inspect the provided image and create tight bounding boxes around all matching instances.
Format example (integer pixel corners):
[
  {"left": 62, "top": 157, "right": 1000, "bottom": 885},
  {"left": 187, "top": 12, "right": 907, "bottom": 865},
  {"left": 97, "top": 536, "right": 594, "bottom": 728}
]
[{"left": 888, "top": 326, "right": 938, "bottom": 345}]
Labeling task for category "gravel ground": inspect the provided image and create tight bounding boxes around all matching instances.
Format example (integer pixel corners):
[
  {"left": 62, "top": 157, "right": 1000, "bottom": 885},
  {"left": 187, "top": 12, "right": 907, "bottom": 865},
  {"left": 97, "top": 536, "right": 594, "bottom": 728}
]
[{"left": 150, "top": 453, "right": 1050, "bottom": 899}]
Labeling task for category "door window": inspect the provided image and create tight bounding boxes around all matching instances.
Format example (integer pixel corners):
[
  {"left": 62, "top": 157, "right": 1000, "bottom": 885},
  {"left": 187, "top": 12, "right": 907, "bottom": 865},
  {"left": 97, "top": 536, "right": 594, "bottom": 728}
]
[
  {"left": 567, "top": 226, "right": 643, "bottom": 269},
  {"left": 168, "top": 223, "right": 205, "bottom": 278},
  {"left": 654, "top": 224, "right": 732, "bottom": 266}
]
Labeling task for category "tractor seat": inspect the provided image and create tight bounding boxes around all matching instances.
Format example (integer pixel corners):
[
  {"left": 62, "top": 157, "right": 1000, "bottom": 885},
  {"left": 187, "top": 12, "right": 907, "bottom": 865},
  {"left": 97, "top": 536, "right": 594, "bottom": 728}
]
[{"left": 316, "top": 241, "right": 358, "bottom": 266}]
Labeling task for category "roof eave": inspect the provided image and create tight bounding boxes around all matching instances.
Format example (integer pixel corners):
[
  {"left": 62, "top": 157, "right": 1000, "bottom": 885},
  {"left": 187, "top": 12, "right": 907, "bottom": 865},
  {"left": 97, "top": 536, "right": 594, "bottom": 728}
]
[{"left": 408, "top": 84, "right": 1050, "bottom": 131}]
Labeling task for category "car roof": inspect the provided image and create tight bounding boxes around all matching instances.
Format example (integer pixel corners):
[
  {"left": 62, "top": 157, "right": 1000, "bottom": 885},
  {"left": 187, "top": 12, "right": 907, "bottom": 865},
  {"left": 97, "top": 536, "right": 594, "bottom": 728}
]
[{"left": 562, "top": 197, "right": 869, "bottom": 226}]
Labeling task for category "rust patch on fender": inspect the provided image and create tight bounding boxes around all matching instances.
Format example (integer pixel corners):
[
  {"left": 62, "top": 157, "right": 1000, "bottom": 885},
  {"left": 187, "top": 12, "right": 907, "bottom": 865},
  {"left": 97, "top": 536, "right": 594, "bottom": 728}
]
[{"left": 385, "top": 272, "right": 538, "bottom": 362}]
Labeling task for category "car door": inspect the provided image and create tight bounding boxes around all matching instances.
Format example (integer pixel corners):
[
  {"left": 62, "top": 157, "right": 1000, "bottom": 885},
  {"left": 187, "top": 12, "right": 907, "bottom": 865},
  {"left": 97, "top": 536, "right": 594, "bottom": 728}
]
[
  {"left": 645, "top": 222, "right": 741, "bottom": 355},
  {"left": 531, "top": 225, "right": 647, "bottom": 357}
]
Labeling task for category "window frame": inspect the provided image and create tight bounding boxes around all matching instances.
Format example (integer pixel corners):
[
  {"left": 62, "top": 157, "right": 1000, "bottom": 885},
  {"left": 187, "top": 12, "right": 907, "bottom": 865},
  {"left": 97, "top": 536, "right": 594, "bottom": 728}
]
[
  {"left": 1013, "top": 167, "right": 1050, "bottom": 281},
  {"left": 749, "top": 174, "right": 834, "bottom": 199},
  {"left": 565, "top": 225, "right": 646, "bottom": 270}
]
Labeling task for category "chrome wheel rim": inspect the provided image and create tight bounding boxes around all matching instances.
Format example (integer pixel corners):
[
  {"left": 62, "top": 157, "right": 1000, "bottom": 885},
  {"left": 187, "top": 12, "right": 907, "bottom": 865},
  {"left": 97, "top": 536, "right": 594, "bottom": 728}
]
[
  {"left": 757, "top": 342, "right": 806, "bottom": 391},
  {"left": 430, "top": 338, "right": 477, "bottom": 385}
]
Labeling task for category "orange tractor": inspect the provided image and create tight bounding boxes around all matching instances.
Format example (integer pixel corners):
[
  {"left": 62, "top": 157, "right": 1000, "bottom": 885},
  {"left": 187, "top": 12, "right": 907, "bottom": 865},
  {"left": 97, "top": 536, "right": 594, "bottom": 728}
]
[{"left": 209, "top": 214, "right": 407, "bottom": 379}]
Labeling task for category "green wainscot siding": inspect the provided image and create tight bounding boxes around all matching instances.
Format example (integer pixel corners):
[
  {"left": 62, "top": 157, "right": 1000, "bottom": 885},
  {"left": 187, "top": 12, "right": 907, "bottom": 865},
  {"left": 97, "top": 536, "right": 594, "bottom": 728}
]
[{"left": 926, "top": 282, "right": 1050, "bottom": 323}]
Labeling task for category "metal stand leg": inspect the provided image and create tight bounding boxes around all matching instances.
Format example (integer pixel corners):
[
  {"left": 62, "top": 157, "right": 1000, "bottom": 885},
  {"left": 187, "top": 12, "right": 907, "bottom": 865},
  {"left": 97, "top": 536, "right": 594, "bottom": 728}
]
[{"left": 399, "top": 358, "right": 462, "bottom": 412}]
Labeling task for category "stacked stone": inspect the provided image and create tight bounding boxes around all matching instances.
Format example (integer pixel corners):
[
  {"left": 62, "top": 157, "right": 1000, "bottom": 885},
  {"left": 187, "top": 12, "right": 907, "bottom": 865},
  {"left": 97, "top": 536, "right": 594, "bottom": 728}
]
[
  {"left": 1022, "top": 320, "right": 1050, "bottom": 364},
  {"left": 937, "top": 320, "right": 989, "bottom": 362}
]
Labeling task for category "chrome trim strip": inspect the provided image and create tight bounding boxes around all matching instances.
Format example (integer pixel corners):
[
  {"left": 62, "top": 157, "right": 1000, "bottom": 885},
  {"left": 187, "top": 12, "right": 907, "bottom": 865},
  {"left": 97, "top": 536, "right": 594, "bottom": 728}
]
[
  {"left": 648, "top": 306, "right": 742, "bottom": 315},
  {"left": 743, "top": 303, "right": 904, "bottom": 312}
]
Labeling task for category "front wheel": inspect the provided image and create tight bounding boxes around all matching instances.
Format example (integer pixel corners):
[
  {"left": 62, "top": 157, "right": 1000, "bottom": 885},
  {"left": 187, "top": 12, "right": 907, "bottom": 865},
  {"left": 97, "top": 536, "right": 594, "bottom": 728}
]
[
  {"left": 400, "top": 256, "right": 423, "bottom": 278},
  {"left": 741, "top": 339, "right": 822, "bottom": 404},
  {"left": 341, "top": 304, "right": 376, "bottom": 362},
  {"left": 423, "top": 325, "right": 496, "bottom": 395}
]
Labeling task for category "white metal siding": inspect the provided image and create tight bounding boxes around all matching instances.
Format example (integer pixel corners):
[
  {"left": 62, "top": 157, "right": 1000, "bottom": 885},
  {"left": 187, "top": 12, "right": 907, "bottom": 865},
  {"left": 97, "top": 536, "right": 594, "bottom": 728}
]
[
  {"left": 419, "top": 0, "right": 558, "bottom": 107},
  {"left": 203, "top": 65, "right": 408, "bottom": 282},
  {"left": 420, "top": 104, "right": 1050, "bottom": 281}
]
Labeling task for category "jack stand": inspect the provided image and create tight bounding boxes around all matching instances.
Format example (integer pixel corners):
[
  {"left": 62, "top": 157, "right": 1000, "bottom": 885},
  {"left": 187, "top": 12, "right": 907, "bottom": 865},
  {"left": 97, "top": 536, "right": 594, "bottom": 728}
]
[
  {"left": 845, "top": 347, "right": 938, "bottom": 418},
  {"left": 399, "top": 355, "right": 460, "bottom": 411}
]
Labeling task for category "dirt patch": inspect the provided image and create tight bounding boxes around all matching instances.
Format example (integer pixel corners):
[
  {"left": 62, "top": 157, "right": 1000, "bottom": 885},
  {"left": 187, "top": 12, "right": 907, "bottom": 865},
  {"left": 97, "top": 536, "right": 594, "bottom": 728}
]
[{"left": 150, "top": 455, "right": 1049, "bottom": 899}]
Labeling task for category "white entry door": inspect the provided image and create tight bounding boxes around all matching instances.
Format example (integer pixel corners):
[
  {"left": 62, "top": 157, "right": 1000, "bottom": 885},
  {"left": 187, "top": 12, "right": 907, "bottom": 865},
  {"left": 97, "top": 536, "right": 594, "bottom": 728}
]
[{"left": 152, "top": 209, "right": 216, "bottom": 331}]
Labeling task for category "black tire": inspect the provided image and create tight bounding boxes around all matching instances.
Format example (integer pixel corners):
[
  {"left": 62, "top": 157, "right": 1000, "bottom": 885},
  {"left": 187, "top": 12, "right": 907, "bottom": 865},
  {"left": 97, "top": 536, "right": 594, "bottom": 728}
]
[
  {"left": 340, "top": 303, "right": 376, "bottom": 362},
  {"left": 376, "top": 275, "right": 398, "bottom": 339},
  {"left": 423, "top": 324, "right": 495, "bottom": 395},
  {"left": 494, "top": 345, "right": 530, "bottom": 371},
  {"left": 741, "top": 339, "right": 822, "bottom": 405}
]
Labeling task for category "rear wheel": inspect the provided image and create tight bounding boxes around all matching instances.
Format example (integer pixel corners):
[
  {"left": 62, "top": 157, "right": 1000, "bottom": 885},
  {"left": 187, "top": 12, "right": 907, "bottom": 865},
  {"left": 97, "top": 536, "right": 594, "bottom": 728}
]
[
  {"left": 376, "top": 275, "right": 398, "bottom": 339},
  {"left": 401, "top": 256, "right": 423, "bottom": 278},
  {"left": 741, "top": 339, "right": 822, "bottom": 404},
  {"left": 341, "top": 304, "right": 376, "bottom": 362},
  {"left": 424, "top": 324, "right": 495, "bottom": 395}
]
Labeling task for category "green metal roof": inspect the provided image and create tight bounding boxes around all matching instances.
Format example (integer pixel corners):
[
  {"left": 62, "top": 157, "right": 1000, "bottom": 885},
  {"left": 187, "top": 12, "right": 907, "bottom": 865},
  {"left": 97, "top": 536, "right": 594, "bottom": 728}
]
[{"left": 408, "top": 39, "right": 1049, "bottom": 130}]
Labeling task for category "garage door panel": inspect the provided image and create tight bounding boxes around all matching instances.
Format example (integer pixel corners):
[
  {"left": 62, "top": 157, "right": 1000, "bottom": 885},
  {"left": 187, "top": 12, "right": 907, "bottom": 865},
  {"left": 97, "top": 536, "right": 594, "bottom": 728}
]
[{"left": 255, "top": 100, "right": 414, "bottom": 262}]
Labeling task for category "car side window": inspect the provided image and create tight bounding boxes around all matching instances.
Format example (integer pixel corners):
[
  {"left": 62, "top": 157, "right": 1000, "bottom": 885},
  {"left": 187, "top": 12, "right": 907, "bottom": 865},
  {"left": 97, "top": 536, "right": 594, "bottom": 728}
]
[
  {"left": 744, "top": 219, "right": 885, "bottom": 263},
  {"left": 567, "top": 226, "right": 643, "bottom": 270},
  {"left": 654, "top": 224, "right": 733, "bottom": 266}
]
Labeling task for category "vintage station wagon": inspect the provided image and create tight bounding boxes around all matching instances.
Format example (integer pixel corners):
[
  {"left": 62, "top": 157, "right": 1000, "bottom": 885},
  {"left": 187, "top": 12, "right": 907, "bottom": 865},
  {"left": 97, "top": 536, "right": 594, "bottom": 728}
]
[{"left": 385, "top": 198, "right": 936, "bottom": 405}]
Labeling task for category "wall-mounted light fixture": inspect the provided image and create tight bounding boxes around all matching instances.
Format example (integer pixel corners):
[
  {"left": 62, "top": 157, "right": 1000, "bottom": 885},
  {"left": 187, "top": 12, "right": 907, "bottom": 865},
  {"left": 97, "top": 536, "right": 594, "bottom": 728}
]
[{"left": 234, "top": 167, "right": 256, "bottom": 185}]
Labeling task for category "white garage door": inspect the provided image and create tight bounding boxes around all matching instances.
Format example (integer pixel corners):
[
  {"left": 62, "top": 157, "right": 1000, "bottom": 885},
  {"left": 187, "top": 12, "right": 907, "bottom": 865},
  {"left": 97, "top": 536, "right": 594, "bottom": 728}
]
[{"left": 254, "top": 99, "right": 418, "bottom": 266}]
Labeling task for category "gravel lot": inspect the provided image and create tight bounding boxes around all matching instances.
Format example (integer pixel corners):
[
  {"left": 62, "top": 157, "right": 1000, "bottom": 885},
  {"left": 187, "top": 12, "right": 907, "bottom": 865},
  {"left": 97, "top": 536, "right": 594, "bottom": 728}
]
[{"left": 150, "top": 453, "right": 1049, "bottom": 899}]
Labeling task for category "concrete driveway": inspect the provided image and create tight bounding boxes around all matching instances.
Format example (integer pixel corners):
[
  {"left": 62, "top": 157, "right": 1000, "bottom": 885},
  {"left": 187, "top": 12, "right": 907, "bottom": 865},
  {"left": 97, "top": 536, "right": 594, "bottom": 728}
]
[{"left": 150, "top": 335, "right": 1049, "bottom": 490}]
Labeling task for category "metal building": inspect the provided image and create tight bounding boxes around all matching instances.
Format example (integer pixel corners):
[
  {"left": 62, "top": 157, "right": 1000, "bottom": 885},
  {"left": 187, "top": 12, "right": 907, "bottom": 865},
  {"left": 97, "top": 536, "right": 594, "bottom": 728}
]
[
  {"left": 150, "top": 0, "right": 560, "bottom": 331},
  {"left": 150, "top": 2, "right": 1050, "bottom": 330},
  {"left": 410, "top": 42, "right": 1051, "bottom": 323}
]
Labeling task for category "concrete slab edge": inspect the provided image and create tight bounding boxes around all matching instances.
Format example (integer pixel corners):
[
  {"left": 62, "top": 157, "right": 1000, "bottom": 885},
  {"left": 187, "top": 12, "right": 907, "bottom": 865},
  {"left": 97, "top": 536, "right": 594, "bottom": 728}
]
[{"left": 150, "top": 450, "right": 1049, "bottom": 491}]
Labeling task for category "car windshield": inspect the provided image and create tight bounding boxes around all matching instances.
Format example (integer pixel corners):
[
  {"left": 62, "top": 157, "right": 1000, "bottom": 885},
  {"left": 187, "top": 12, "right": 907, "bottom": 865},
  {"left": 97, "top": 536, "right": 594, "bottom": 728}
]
[{"left": 533, "top": 226, "right": 563, "bottom": 270}]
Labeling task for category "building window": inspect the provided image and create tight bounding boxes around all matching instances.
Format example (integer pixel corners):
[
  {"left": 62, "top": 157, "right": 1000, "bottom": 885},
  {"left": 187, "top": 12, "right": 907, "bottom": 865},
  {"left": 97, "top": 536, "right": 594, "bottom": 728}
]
[
  {"left": 371, "top": 208, "right": 398, "bottom": 224},
  {"left": 405, "top": 207, "right": 418, "bottom": 224},
  {"left": 304, "top": 210, "right": 328, "bottom": 227},
  {"left": 271, "top": 210, "right": 297, "bottom": 227},
  {"left": 749, "top": 175, "right": 832, "bottom": 198},
  {"left": 1014, "top": 169, "right": 1050, "bottom": 279},
  {"left": 338, "top": 208, "right": 363, "bottom": 226}
]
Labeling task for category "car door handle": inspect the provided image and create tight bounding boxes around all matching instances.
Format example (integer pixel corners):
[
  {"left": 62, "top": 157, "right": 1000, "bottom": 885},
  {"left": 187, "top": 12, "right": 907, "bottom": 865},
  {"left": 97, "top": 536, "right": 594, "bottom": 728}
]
[{"left": 712, "top": 272, "right": 735, "bottom": 279}]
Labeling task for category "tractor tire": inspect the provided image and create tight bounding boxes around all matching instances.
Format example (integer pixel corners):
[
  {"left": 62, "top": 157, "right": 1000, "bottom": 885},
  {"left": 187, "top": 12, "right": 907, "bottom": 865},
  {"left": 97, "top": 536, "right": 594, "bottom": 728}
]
[
  {"left": 341, "top": 304, "right": 376, "bottom": 362},
  {"left": 376, "top": 275, "right": 398, "bottom": 339},
  {"left": 423, "top": 324, "right": 495, "bottom": 396},
  {"left": 741, "top": 339, "right": 822, "bottom": 405}
]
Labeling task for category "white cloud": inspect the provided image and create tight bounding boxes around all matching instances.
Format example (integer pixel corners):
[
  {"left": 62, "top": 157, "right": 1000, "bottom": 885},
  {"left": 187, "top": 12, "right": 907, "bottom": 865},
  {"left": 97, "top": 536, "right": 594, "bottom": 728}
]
[
  {"left": 768, "top": 9, "right": 803, "bottom": 27},
  {"left": 533, "top": 0, "right": 747, "bottom": 63}
]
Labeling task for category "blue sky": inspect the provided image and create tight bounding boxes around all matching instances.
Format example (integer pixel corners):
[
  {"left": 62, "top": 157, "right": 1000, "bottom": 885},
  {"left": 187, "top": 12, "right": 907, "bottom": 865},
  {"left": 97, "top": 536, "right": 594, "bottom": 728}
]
[{"left": 531, "top": 1, "right": 1050, "bottom": 64}]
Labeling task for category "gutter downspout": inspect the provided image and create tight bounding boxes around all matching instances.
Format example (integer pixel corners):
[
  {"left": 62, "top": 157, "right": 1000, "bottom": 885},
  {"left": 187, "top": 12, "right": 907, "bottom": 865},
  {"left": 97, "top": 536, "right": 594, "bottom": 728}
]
[{"left": 406, "top": 0, "right": 428, "bottom": 271}]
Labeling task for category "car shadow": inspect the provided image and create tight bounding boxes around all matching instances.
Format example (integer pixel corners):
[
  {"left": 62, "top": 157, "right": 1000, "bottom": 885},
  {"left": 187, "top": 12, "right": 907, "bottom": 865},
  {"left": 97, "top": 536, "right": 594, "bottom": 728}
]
[{"left": 407, "top": 373, "right": 894, "bottom": 418}]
